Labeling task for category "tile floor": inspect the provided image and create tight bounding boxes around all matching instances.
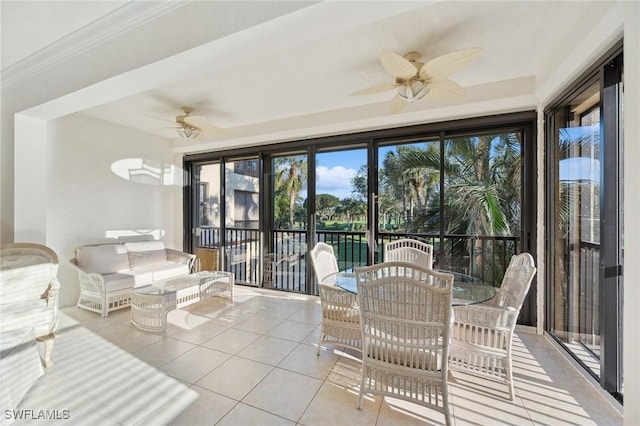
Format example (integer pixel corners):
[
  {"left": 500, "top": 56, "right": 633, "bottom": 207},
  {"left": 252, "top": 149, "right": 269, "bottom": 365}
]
[{"left": 14, "top": 286, "right": 622, "bottom": 425}]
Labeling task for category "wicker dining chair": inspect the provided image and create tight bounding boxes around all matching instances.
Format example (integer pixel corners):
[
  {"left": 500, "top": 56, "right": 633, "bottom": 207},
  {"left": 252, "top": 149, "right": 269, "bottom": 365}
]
[
  {"left": 449, "top": 252, "right": 537, "bottom": 400},
  {"left": 355, "top": 262, "right": 454, "bottom": 426},
  {"left": 309, "top": 242, "right": 361, "bottom": 355},
  {"left": 384, "top": 238, "right": 434, "bottom": 268}
]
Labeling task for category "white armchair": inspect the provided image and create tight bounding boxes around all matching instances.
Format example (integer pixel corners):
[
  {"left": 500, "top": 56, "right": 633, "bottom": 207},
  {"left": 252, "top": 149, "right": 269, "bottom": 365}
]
[
  {"left": 384, "top": 238, "right": 434, "bottom": 268},
  {"left": 309, "top": 242, "right": 361, "bottom": 355},
  {"left": 1, "top": 243, "right": 60, "bottom": 414},
  {"left": 449, "top": 252, "right": 537, "bottom": 400},
  {"left": 355, "top": 262, "right": 454, "bottom": 426}
]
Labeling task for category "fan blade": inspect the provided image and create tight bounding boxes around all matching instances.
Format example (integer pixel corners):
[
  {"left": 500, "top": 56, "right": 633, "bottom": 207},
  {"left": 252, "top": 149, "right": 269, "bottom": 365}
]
[
  {"left": 350, "top": 82, "right": 397, "bottom": 96},
  {"left": 380, "top": 51, "right": 418, "bottom": 79},
  {"left": 390, "top": 94, "right": 408, "bottom": 114},
  {"left": 183, "top": 115, "right": 208, "bottom": 129},
  {"left": 184, "top": 115, "right": 230, "bottom": 134},
  {"left": 420, "top": 48, "right": 482, "bottom": 80},
  {"left": 425, "top": 79, "right": 465, "bottom": 99}
]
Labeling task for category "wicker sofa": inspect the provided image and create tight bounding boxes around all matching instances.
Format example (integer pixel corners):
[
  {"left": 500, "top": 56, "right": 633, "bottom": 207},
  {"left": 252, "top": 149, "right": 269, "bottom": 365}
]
[{"left": 70, "top": 240, "right": 196, "bottom": 317}]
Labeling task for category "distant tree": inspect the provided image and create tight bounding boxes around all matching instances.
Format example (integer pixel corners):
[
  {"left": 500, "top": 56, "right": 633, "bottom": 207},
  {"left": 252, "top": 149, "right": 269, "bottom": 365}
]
[
  {"left": 316, "top": 193, "right": 340, "bottom": 222},
  {"left": 351, "top": 164, "right": 367, "bottom": 202},
  {"left": 274, "top": 156, "right": 307, "bottom": 229},
  {"left": 337, "top": 197, "right": 366, "bottom": 229}
]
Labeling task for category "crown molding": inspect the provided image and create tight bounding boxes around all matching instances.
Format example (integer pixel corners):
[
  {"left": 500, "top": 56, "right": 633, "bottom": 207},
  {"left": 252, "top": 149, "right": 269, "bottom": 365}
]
[{"left": 1, "top": 0, "right": 190, "bottom": 89}]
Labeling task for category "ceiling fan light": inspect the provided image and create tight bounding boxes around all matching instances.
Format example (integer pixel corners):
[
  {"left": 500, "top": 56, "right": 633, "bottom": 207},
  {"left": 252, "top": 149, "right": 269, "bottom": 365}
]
[
  {"left": 397, "top": 81, "right": 429, "bottom": 102},
  {"left": 176, "top": 126, "right": 200, "bottom": 139}
]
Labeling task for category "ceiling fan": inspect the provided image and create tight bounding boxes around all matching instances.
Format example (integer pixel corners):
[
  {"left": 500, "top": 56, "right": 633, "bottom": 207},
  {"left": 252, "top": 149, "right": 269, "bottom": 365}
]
[
  {"left": 351, "top": 47, "right": 483, "bottom": 114},
  {"left": 172, "top": 107, "right": 229, "bottom": 140}
]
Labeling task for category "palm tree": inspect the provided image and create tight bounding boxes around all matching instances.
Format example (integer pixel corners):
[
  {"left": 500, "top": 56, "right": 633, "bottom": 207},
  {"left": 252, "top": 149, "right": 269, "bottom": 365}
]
[
  {"left": 395, "top": 133, "right": 521, "bottom": 278},
  {"left": 381, "top": 144, "right": 440, "bottom": 231},
  {"left": 274, "top": 156, "right": 307, "bottom": 229}
]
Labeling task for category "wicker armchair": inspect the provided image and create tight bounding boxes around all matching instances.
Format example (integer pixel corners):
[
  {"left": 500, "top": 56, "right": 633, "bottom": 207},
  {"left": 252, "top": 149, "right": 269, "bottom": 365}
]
[
  {"left": 449, "top": 252, "right": 536, "bottom": 400},
  {"left": 309, "top": 242, "right": 361, "bottom": 355},
  {"left": 384, "top": 238, "right": 434, "bottom": 268},
  {"left": 355, "top": 262, "right": 454, "bottom": 426}
]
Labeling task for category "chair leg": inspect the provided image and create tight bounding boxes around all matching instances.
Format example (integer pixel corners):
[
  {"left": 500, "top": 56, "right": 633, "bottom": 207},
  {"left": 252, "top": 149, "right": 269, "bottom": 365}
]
[
  {"left": 36, "top": 333, "right": 56, "bottom": 368},
  {"left": 357, "top": 368, "right": 367, "bottom": 410},
  {"left": 442, "top": 378, "right": 452, "bottom": 426},
  {"left": 317, "top": 331, "right": 324, "bottom": 356},
  {"left": 505, "top": 357, "right": 515, "bottom": 400}
]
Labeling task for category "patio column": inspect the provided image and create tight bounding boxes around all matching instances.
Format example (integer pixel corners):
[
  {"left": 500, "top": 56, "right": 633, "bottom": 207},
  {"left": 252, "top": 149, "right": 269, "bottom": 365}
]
[{"left": 14, "top": 114, "right": 48, "bottom": 244}]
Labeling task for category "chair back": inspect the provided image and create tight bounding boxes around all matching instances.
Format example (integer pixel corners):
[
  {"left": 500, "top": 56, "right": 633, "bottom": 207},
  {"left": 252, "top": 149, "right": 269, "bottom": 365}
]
[
  {"left": 355, "top": 262, "right": 453, "bottom": 371},
  {"left": 384, "top": 238, "right": 433, "bottom": 268},
  {"left": 494, "top": 252, "right": 536, "bottom": 310},
  {"left": 310, "top": 242, "right": 339, "bottom": 284}
]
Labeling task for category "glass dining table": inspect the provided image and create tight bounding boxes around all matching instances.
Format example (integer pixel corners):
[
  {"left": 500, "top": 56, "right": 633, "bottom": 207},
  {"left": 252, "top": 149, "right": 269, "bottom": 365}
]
[{"left": 321, "top": 269, "right": 496, "bottom": 306}]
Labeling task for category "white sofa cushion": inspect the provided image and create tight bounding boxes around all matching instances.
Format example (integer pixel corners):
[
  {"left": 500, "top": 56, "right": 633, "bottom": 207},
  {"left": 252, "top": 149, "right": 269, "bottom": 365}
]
[
  {"left": 77, "top": 244, "right": 129, "bottom": 275},
  {"left": 125, "top": 241, "right": 167, "bottom": 268},
  {"left": 131, "top": 263, "right": 190, "bottom": 283},
  {"left": 102, "top": 271, "right": 153, "bottom": 293},
  {"left": 101, "top": 263, "right": 189, "bottom": 293}
]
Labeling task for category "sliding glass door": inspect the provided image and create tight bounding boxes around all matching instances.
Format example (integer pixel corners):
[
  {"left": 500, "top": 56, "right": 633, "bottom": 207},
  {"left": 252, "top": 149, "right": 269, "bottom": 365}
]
[
  {"left": 265, "top": 154, "right": 309, "bottom": 292},
  {"left": 183, "top": 112, "right": 536, "bottom": 321},
  {"left": 546, "top": 47, "right": 623, "bottom": 399},
  {"left": 224, "top": 158, "right": 261, "bottom": 285}
]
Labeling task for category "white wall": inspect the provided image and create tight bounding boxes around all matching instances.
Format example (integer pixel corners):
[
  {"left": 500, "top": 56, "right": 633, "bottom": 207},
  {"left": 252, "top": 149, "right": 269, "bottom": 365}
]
[{"left": 47, "top": 113, "right": 180, "bottom": 308}]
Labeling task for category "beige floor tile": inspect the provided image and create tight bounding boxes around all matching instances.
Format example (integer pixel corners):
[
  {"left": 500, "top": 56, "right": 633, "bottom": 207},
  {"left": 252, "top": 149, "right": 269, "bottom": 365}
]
[
  {"left": 217, "top": 402, "right": 295, "bottom": 426},
  {"left": 287, "top": 305, "right": 322, "bottom": 325},
  {"left": 103, "top": 307, "right": 134, "bottom": 325},
  {"left": 260, "top": 302, "right": 305, "bottom": 319},
  {"left": 242, "top": 368, "right": 323, "bottom": 422},
  {"left": 195, "top": 356, "right": 274, "bottom": 400},
  {"left": 326, "top": 355, "right": 363, "bottom": 390},
  {"left": 303, "top": 325, "right": 322, "bottom": 346},
  {"left": 266, "top": 320, "right": 317, "bottom": 342},
  {"left": 165, "top": 308, "right": 217, "bottom": 330},
  {"left": 169, "top": 320, "right": 230, "bottom": 345},
  {"left": 159, "top": 346, "right": 232, "bottom": 383},
  {"left": 518, "top": 378, "right": 618, "bottom": 425},
  {"left": 17, "top": 295, "right": 624, "bottom": 426},
  {"left": 278, "top": 342, "right": 339, "bottom": 380},
  {"left": 95, "top": 374, "right": 189, "bottom": 425},
  {"left": 377, "top": 397, "right": 450, "bottom": 426},
  {"left": 133, "top": 337, "right": 196, "bottom": 367},
  {"left": 298, "top": 380, "right": 380, "bottom": 426},
  {"left": 201, "top": 327, "right": 262, "bottom": 354},
  {"left": 91, "top": 322, "right": 164, "bottom": 353},
  {"left": 234, "top": 313, "right": 284, "bottom": 334},
  {"left": 59, "top": 307, "right": 112, "bottom": 332},
  {"left": 237, "top": 335, "right": 298, "bottom": 366},
  {"left": 137, "top": 384, "right": 237, "bottom": 426}
]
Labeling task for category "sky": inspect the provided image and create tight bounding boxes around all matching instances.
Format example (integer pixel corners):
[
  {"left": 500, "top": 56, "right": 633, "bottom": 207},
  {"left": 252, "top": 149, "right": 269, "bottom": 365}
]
[
  {"left": 315, "top": 150, "right": 365, "bottom": 199},
  {"left": 313, "top": 146, "right": 396, "bottom": 199}
]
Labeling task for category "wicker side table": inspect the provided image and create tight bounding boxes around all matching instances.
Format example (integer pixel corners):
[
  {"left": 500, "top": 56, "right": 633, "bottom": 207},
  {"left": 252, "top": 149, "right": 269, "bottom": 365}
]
[{"left": 131, "top": 271, "right": 234, "bottom": 332}]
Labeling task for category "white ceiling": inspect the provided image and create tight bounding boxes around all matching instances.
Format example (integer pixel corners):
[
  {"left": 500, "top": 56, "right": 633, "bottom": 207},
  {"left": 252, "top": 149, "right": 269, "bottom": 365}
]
[{"left": 2, "top": 1, "right": 609, "bottom": 154}]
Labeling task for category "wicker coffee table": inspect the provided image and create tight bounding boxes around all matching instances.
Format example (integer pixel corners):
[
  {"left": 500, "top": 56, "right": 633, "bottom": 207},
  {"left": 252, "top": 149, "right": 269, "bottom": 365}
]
[{"left": 131, "top": 271, "right": 234, "bottom": 332}]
